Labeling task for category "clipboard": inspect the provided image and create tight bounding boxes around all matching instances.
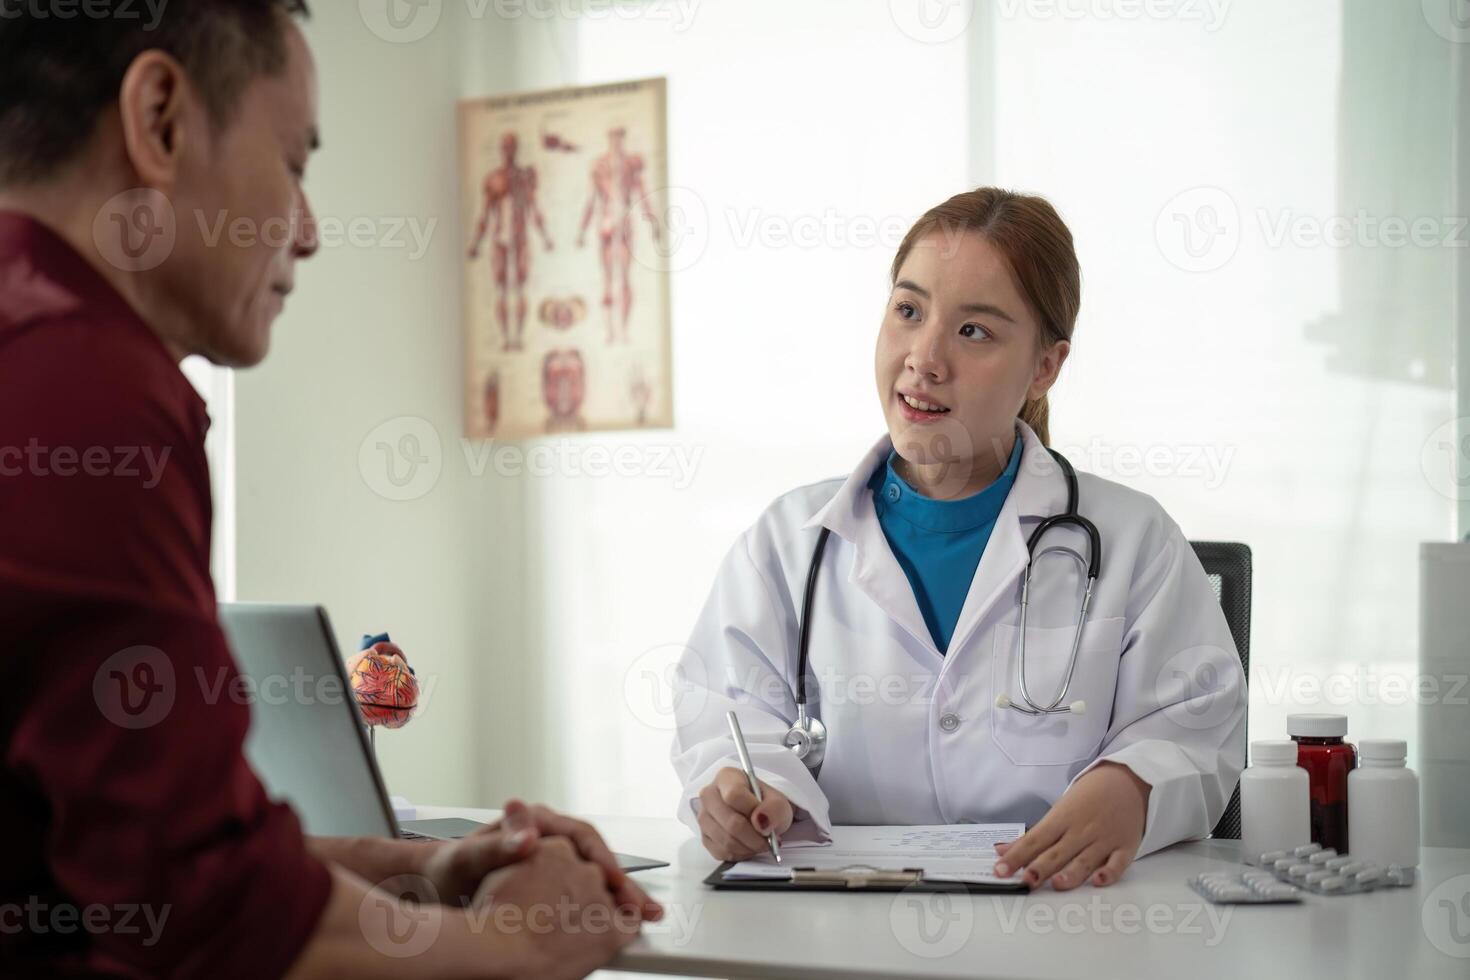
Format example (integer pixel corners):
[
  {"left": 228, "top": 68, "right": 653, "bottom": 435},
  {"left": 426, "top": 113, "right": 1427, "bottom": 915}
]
[{"left": 704, "top": 862, "right": 1031, "bottom": 893}]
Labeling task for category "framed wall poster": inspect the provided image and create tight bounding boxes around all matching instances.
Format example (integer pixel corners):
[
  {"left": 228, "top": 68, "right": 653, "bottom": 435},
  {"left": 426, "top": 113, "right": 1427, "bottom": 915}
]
[{"left": 459, "top": 77, "right": 673, "bottom": 440}]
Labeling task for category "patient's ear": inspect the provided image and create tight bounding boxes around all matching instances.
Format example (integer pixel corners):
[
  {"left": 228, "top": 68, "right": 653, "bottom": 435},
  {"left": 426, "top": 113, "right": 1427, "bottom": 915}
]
[{"left": 117, "top": 49, "right": 198, "bottom": 188}]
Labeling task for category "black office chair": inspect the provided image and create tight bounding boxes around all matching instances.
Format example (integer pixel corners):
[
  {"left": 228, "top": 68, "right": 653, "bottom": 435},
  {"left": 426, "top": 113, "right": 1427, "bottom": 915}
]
[{"left": 1188, "top": 541, "right": 1251, "bottom": 840}]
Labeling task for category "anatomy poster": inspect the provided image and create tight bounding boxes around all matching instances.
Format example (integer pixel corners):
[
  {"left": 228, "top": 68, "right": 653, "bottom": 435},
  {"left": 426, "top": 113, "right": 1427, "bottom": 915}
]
[{"left": 459, "top": 78, "right": 672, "bottom": 439}]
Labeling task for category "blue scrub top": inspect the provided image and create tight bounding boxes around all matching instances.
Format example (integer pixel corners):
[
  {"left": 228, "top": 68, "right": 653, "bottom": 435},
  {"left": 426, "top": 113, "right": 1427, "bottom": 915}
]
[{"left": 868, "top": 435, "right": 1024, "bottom": 654}]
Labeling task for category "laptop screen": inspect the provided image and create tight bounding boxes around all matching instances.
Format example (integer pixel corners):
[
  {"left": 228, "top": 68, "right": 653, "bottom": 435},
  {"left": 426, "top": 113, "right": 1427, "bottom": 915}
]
[{"left": 218, "top": 603, "right": 398, "bottom": 839}]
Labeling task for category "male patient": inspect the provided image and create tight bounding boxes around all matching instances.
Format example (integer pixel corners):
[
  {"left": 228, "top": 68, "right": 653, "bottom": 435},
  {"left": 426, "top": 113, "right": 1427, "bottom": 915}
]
[{"left": 0, "top": 3, "right": 659, "bottom": 977}]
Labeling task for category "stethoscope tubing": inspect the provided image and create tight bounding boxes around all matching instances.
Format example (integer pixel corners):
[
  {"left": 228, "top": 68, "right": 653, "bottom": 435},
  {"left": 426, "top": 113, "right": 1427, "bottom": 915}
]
[{"left": 788, "top": 446, "right": 1102, "bottom": 764}]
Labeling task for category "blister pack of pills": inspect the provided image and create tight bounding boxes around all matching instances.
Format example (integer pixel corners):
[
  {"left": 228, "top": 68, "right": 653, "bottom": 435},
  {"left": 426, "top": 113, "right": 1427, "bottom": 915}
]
[
  {"left": 1189, "top": 869, "right": 1304, "bottom": 905},
  {"left": 1253, "top": 843, "right": 1416, "bottom": 895}
]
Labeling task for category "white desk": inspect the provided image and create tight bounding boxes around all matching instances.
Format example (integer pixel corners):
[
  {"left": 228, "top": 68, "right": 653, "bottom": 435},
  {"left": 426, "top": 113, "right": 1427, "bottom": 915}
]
[{"left": 416, "top": 806, "right": 1470, "bottom": 979}]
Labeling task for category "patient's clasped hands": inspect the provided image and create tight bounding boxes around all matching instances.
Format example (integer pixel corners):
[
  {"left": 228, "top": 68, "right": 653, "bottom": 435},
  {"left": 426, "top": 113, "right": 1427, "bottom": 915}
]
[{"left": 419, "top": 800, "right": 663, "bottom": 979}]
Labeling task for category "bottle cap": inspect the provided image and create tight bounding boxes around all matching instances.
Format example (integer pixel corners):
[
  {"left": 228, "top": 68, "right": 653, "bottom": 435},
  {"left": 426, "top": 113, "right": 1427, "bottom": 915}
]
[
  {"left": 1250, "top": 739, "right": 1299, "bottom": 764},
  {"left": 1358, "top": 738, "right": 1407, "bottom": 761},
  {"left": 1287, "top": 713, "right": 1347, "bottom": 738}
]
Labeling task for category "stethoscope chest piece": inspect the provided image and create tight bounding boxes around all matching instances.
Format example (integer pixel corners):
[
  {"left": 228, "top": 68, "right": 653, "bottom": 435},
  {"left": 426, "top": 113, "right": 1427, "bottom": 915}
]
[{"left": 784, "top": 703, "right": 827, "bottom": 770}]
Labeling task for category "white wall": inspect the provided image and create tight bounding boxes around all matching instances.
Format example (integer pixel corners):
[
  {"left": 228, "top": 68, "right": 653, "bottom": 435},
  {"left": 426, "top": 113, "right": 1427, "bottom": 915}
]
[
  {"left": 518, "top": 1, "right": 973, "bottom": 814},
  {"left": 181, "top": 357, "right": 235, "bottom": 598},
  {"left": 977, "top": 0, "right": 1456, "bottom": 761},
  {"left": 1457, "top": 33, "right": 1470, "bottom": 540},
  {"left": 230, "top": 1, "right": 1461, "bottom": 814},
  {"left": 489, "top": 0, "right": 1461, "bottom": 811},
  {"left": 233, "top": 2, "right": 534, "bottom": 808},
  {"left": 237, "top": 1, "right": 970, "bottom": 815}
]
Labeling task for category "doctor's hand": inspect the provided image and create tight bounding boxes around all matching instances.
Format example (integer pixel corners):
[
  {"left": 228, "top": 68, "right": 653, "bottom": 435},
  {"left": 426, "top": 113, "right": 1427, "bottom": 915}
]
[
  {"left": 992, "top": 761, "right": 1150, "bottom": 890},
  {"left": 696, "top": 768, "right": 794, "bottom": 861}
]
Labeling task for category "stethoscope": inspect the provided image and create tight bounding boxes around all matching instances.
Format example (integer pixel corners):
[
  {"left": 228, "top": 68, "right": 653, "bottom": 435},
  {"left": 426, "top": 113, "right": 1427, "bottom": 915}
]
[{"left": 783, "top": 447, "right": 1102, "bottom": 773}]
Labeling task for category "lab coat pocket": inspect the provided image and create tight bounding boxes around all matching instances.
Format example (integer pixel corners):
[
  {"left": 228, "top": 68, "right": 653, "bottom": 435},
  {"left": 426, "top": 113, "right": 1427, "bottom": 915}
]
[{"left": 989, "top": 616, "right": 1125, "bottom": 767}]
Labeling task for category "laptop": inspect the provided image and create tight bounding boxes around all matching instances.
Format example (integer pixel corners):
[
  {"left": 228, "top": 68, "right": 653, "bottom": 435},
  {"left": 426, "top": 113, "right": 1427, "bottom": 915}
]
[{"left": 218, "top": 602, "right": 666, "bottom": 872}]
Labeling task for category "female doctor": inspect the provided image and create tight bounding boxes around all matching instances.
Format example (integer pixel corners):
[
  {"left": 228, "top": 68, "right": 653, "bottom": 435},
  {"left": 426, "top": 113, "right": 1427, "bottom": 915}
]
[{"left": 670, "top": 187, "right": 1246, "bottom": 891}]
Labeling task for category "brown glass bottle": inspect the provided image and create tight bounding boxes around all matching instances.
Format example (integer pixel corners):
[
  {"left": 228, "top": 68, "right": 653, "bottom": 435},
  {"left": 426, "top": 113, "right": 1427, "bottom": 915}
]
[{"left": 1288, "top": 713, "right": 1356, "bottom": 852}]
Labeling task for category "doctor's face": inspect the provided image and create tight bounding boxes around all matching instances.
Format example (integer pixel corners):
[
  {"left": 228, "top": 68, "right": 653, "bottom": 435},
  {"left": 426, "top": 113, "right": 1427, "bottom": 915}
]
[{"left": 876, "top": 230, "right": 1066, "bottom": 498}]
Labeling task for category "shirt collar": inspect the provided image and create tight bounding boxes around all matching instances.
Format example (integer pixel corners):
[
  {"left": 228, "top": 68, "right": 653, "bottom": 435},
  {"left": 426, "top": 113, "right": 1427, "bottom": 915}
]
[
  {"left": 804, "top": 419, "right": 1070, "bottom": 540},
  {"left": 867, "top": 434, "right": 1022, "bottom": 532},
  {"left": 0, "top": 211, "right": 148, "bottom": 329},
  {"left": 0, "top": 210, "right": 205, "bottom": 422}
]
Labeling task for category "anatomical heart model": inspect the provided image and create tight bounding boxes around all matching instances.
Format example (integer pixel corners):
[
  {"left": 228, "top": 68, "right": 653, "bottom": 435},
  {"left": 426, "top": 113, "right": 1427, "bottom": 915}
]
[{"left": 347, "top": 633, "right": 419, "bottom": 753}]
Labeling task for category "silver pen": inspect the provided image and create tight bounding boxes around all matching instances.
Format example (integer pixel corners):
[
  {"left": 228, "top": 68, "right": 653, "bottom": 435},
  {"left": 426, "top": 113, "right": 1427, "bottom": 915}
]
[{"left": 726, "top": 710, "right": 782, "bottom": 864}]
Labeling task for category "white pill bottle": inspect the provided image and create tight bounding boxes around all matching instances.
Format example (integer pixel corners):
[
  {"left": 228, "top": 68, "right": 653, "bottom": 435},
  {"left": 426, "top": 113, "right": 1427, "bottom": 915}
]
[
  {"left": 1241, "top": 739, "right": 1310, "bottom": 863},
  {"left": 1348, "top": 739, "right": 1420, "bottom": 869}
]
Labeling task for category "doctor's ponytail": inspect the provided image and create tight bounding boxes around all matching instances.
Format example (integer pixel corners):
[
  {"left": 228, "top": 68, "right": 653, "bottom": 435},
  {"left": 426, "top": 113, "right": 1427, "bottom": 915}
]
[{"left": 890, "top": 188, "right": 1080, "bottom": 447}]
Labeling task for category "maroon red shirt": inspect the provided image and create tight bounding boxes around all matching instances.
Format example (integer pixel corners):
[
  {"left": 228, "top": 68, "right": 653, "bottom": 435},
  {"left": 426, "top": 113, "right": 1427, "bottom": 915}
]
[{"left": 0, "top": 212, "right": 330, "bottom": 978}]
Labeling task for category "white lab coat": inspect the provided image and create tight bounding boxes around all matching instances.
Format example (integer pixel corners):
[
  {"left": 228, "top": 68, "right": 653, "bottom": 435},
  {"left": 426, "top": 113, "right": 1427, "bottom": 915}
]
[{"left": 670, "top": 421, "right": 1246, "bottom": 858}]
